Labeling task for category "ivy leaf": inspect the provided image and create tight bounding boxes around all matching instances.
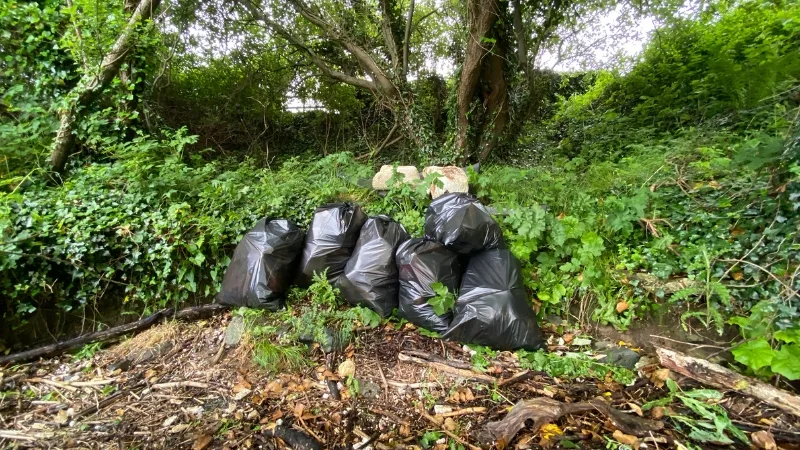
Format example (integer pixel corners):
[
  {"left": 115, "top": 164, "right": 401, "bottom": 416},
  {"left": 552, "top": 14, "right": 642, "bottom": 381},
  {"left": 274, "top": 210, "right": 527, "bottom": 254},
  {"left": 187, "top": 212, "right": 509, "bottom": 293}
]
[
  {"left": 771, "top": 345, "right": 800, "bottom": 380},
  {"left": 774, "top": 329, "right": 800, "bottom": 344},
  {"left": 731, "top": 339, "right": 774, "bottom": 370}
]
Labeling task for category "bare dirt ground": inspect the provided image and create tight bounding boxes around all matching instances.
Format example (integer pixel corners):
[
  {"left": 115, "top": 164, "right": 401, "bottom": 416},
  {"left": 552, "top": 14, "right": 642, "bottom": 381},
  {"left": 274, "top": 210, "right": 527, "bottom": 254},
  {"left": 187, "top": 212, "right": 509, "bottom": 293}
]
[{"left": 1, "top": 311, "right": 799, "bottom": 449}]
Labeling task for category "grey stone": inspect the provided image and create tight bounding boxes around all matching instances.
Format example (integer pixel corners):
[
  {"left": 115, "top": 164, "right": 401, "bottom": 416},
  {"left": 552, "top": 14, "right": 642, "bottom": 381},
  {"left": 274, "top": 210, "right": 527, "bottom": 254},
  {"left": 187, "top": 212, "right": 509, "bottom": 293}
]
[
  {"left": 356, "top": 378, "right": 381, "bottom": 399},
  {"left": 599, "top": 347, "right": 641, "bottom": 370},
  {"left": 224, "top": 315, "right": 246, "bottom": 347}
]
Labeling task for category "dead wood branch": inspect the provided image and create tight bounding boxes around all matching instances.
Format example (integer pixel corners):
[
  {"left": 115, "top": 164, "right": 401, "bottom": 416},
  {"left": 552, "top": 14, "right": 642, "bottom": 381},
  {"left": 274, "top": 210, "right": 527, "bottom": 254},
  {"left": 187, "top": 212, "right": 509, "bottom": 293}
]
[
  {"left": 151, "top": 381, "right": 209, "bottom": 390},
  {"left": 0, "top": 304, "right": 226, "bottom": 366},
  {"left": 398, "top": 352, "right": 495, "bottom": 383},
  {"left": 478, "top": 398, "right": 663, "bottom": 447},
  {"left": 401, "top": 350, "right": 473, "bottom": 369},
  {"left": 439, "top": 407, "right": 487, "bottom": 417},
  {"left": 657, "top": 347, "right": 800, "bottom": 418}
]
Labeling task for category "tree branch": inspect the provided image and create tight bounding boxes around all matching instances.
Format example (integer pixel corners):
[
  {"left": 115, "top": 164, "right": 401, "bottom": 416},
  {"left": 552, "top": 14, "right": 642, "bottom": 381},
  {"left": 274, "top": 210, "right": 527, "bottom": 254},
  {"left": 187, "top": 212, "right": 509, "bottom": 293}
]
[
  {"left": 242, "top": 0, "right": 378, "bottom": 92},
  {"left": 402, "top": 0, "right": 415, "bottom": 78},
  {"left": 379, "top": 0, "right": 400, "bottom": 72},
  {"left": 285, "top": 0, "right": 398, "bottom": 97}
]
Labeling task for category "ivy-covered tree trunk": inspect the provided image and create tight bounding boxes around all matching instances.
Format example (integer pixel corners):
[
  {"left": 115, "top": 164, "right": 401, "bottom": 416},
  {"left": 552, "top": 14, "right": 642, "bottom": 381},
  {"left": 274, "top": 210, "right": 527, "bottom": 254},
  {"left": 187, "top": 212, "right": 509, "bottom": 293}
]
[
  {"left": 455, "top": 0, "right": 509, "bottom": 163},
  {"left": 50, "top": 0, "right": 160, "bottom": 175}
]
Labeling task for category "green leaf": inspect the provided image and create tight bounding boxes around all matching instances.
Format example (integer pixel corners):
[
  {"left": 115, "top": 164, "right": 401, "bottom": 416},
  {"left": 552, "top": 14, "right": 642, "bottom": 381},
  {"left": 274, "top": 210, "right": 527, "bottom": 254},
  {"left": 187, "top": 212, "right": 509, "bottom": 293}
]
[
  {"left": 771, "top": 345, "right": 800, "bottom": 380},
  {"left": 775, "top": 329, "right": 800, "bottom": 344},
  {"left": 731, "top": 339, "right": 775, "bottom": 370},
  {"left": 427, "top": 282, "right": 455, "bottom": 316}
]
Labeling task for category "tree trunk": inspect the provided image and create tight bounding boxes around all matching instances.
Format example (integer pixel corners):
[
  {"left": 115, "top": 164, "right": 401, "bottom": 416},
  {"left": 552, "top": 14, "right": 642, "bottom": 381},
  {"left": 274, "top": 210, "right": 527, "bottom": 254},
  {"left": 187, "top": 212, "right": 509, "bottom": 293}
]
[
  {"left": 50, "top": 0, "right": 160, "bottom": 175},
  {"left": 478, "top": 41, "right": 508, "bottom": 161},
  {"left": 402, "top": 0, "right": 416, "bottom": 79},
  {"left": 455, "top": 0, "right": 500, "bottom": 160},
  {"left": 456, "top": 0, "right": 498, "bottom": 158}
]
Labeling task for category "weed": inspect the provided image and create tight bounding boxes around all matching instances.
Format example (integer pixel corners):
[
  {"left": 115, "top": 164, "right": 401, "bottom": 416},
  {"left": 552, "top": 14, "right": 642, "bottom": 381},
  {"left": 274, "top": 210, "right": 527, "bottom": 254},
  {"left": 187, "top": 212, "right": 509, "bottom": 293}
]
[
  {"left": 642, "top": 379, "right": 747, "bottom": 445},
  {"left": 427, "top": 282, "right": 456, "bottom": 316},
  {"left": 252, "top": 342, "right": 309, "bottom": 374},
  {"left": 420, "top": 430, "right": 443, "bottom": 448},
  {"left": 73, "top": 342, "right": 103, "bottom": 360},
  {"left": 517, "top": 350, "right": 636, "bottom": 384}
]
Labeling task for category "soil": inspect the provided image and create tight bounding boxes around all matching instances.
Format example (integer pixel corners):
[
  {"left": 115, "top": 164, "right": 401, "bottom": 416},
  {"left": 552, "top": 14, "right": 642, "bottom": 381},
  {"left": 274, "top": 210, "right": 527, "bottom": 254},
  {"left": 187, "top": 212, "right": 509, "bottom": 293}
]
[{"left": 1, "top": 311, "right": 799, "bottom": 449}]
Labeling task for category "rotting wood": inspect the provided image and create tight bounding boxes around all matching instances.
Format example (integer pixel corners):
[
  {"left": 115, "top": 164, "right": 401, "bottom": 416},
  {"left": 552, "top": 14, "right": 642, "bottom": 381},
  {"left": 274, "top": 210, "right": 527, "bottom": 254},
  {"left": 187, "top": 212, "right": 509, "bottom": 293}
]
[
  {"left": 478, "top": 397, "right": 663, "bottom": 447},
  {"left": 0, "top": 304, "right": 227, "bottom": 366},
  {"left": 397, "top": 352, "right": 495, "bottom": 383},
  {"left": 657, "top": 347, "right": 800, "bottom": 418}
]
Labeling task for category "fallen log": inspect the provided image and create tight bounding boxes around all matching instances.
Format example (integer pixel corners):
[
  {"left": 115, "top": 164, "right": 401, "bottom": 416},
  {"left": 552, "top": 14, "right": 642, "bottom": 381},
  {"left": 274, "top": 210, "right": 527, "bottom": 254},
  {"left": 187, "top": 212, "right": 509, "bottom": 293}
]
[
  {"left": 0, "top": 303, "right": 227, "bottom": 366},
  {"left": 656, "top": 347, "right": 800, "bottom": 418},
  {"left": 478, "top": 398, "right": 663, "bottom": 448}
]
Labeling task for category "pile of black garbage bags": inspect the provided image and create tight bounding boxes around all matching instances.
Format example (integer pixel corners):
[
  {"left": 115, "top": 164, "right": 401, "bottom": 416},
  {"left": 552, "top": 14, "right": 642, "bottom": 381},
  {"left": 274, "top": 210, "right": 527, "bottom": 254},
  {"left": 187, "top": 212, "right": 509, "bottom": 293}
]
[{"left": 217, "top": 193, "right": 545, "bottom": 351}]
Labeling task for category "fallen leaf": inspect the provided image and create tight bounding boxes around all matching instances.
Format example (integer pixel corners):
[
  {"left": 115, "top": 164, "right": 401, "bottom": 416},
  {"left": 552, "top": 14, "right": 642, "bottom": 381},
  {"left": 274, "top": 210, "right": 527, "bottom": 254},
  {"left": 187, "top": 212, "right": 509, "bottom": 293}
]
[
  {"left": 337, "top": 360, "right": 355, "bottom": 378},
  {"left": 651, "top": 406, "right": 666, "bottom": 419},
  {"left": 612, "top": 430, "right": 638, "bottom": 446},
  {"left": 751, "top": 430, "right": 777, "bottom": 450},
  {"left": 54, "top": 410, "right": 69, "bottom": 425},
  {"left": 540, "top": 423, "right": 562, "bottom": 440},
  {"left": 170, "top": 424, "right": 190, "bottom": 434},
  {"left": 192, "top": 434, "right": 213, "bottom": 450},
  {"left": 233, "top": 388, "right": 251, "bottom": 401},
  {"left": 627, "top": 403, "right": 643, "bottom": 417},
  {"left": 444, "top": 417, "right": 457, "bottom": 431},
  {"left": 649, "top": 368, "right": 671, "bottom": 388},
  {"left": 233, "top": 380, "right": 251, "bottom": 393},
  {"left": 616, "top": 301, "right": 629, "bottom": 313},
  {"left": 293, "top": 403, "right": 306, "bottom": 418}
]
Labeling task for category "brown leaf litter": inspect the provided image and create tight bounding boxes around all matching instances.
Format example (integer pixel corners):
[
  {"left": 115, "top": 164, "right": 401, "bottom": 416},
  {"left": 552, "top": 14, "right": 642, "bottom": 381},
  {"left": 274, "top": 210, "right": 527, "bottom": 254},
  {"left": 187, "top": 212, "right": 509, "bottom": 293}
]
[{"left": 1, "top": 312, "right": 800, "bottom": 449}]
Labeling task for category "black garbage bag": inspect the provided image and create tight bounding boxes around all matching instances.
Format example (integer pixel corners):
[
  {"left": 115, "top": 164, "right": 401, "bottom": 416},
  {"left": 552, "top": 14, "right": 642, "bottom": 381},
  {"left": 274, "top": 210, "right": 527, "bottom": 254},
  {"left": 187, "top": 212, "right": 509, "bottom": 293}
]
[
  {"left": 396, "top": 238, "right": 461, "bottom": 333},
  {"left": 338, "top": 216, "right": 410, "bottom": 317},
  {"left": 216, "top": 218, "right": 305, "bottom": 310},
  {"left": 296, "top": 203, "right": 367, "bottom": 286},
  {"left": 443, "top": 249, "right": 545, "bottom": 351},
  {"left": 424, "top": 193, "right": 504, "bottom": 255}
]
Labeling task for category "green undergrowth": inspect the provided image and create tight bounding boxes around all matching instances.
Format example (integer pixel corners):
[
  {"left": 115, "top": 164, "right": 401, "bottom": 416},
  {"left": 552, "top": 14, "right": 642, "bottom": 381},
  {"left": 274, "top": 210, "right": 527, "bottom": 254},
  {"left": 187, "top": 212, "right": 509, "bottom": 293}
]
[
  {"left": 517, "top": 349, "right": 636, "bottom": 385},
  {"left": 238, "top": 271, "right": 382, "bottom": 373},
  {"left": 2, "top": 124, "right": 799, "bottom": 363}
]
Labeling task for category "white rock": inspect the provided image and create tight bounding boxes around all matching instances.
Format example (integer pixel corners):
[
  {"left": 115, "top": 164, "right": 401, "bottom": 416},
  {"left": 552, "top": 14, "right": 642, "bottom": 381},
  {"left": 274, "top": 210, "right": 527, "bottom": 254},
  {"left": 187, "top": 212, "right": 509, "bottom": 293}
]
[
  {"left": 372, "top": 165, "right": 421, "bottom": 190},
  {"left": 433, "top": 404, "right": 453, "bottom": 415},
  {"left": 422, "top": 166, "right": 468, "bottom": 199}
]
